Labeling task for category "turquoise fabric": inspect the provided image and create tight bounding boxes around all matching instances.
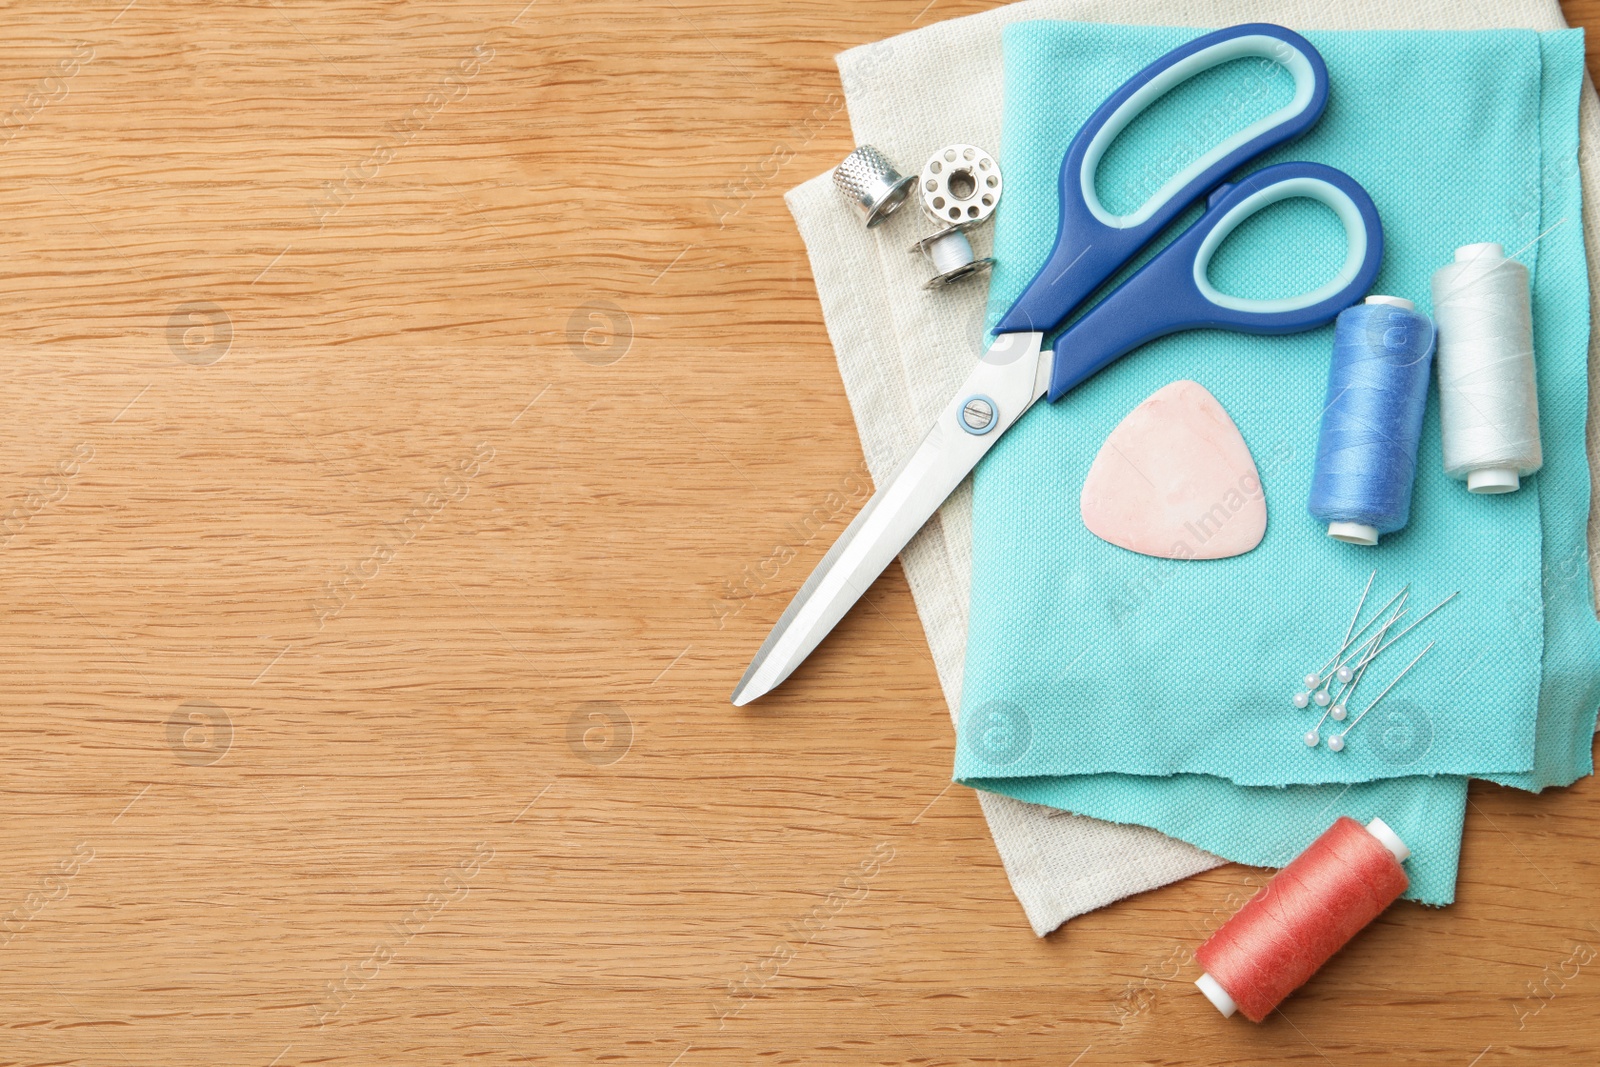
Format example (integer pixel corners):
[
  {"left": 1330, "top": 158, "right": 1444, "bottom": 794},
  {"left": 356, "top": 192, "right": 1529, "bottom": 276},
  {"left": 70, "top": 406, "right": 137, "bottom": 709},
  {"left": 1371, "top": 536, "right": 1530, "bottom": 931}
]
[{"left": 956, "top": 24, "right": 1595, "bottom": 905}]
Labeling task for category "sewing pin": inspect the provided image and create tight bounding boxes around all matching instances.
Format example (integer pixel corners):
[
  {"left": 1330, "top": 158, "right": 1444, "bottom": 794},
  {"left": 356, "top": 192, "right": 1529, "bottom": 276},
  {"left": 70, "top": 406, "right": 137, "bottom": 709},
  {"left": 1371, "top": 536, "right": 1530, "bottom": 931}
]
[
  {"left": 1329, "top": 632, "right": 1383, "bottom": 722},
  {"left": 1328, "top": 590, "right": 1454, "bottom": 722},
  {"left": 1306, "top": 570, "right": 1374, "bottom": 680},
  {"left": 1310, "top": 582, "right": 1408, "bottom": 686},
  {"left": 1307, "top": 597, "right": 1410, "bottom": 747},
  {"left": 1307, "top": 636, "right": 1376, "bottom": 744},
  {"left": 1328, "top": 640, "right": 1435, "bottom": 752},
  {"left": 1295, "top": 571, "right": 1377, "bottom": 707},
  {"left": 1360, "top": 590, "right": 1459, "bottom": 663},
  {"left": 1323, "top": 588, "right": 1411, "bottom": 685},
  {"left": 1329, "top": 601, "right": 1409, "bottom": 718},
  {"left": 1312, "top": 607, "right": 1401, "bottom": 716}
]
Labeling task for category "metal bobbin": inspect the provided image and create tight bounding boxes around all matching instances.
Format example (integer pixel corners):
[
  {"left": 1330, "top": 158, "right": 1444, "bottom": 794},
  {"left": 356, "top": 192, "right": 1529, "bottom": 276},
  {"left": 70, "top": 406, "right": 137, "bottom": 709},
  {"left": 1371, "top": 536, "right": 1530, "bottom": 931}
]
[
  {"left": 910, "top": 144, "right": 1002, "bottom": 290},
  {"left": 832, "top": 145, "right": 916, "bottom": 228}
]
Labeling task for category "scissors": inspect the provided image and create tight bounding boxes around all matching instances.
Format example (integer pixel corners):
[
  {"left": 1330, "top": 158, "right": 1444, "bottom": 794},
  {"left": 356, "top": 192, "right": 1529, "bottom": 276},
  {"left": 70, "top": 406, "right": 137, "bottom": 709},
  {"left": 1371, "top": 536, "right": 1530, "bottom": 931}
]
[{"left": 733, "top": 23, "right": 1383, "bottom": 706}]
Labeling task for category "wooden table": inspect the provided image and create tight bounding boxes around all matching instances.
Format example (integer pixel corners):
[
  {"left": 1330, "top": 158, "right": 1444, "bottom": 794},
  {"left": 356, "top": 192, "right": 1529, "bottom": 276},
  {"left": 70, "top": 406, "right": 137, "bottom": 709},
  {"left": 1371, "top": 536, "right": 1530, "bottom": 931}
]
[{"left": 0, "top": 2, "right": 1596, "bottom": 1063}]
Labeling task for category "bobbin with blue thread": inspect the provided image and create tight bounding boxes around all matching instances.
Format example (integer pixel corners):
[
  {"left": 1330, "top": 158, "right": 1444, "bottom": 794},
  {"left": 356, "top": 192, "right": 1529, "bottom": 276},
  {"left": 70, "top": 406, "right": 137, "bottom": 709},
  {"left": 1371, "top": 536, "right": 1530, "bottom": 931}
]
[
  {"left": 1308, "top": 295, "right": 1437, "bottom": 546},
  {"left": 910, "top": 144, "right": 1002, "bottom": 290}
]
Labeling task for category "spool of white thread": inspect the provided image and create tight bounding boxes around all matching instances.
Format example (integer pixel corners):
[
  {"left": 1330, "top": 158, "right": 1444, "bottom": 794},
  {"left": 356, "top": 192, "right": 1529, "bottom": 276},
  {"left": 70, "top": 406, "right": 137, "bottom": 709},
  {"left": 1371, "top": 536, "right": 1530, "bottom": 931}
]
[{"left": 1429, "top": 242, "right": 1542, "bottom": 493}]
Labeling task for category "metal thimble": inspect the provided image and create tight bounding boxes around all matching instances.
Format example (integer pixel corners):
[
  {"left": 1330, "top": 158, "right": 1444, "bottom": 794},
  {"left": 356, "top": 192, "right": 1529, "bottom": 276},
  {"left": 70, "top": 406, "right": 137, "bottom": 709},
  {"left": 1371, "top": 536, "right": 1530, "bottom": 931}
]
[{"left": 832, "top": 145, "right": 915, "bottom": 228}]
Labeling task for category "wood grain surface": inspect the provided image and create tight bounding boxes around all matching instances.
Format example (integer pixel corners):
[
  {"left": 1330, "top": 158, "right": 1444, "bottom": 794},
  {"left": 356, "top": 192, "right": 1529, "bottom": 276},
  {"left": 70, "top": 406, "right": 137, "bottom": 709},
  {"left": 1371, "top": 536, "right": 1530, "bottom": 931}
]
[{"left": 0, "top": 1, "right": 1597, "bottom": 1064}]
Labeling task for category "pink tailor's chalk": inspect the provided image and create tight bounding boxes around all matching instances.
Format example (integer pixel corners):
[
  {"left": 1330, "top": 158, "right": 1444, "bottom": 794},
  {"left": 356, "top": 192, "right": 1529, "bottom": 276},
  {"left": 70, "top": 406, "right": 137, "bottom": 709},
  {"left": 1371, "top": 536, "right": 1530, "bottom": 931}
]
[{"left": 1079, "top": 380, "right": 1266, "bottom": 560}]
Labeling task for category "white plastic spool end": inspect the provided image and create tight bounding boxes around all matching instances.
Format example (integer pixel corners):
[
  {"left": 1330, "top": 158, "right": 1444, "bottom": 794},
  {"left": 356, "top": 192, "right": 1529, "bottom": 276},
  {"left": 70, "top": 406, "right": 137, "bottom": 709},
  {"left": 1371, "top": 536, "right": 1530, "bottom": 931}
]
[
  {"left": 1467, "top": 466, "right": 1520, "bottom": 494},
  {"left": 1364, "top": 294, "right": 1415, "bottom": 311},
  {"left": 1195, "top": 973, "right": 1237, "bottom": 1018},
  {"left": 1365, "top": 817, "right": 1410, "bottom": 864},
  {"left": 1327, "top": 521, "right": 1379, "bottom": 547}
]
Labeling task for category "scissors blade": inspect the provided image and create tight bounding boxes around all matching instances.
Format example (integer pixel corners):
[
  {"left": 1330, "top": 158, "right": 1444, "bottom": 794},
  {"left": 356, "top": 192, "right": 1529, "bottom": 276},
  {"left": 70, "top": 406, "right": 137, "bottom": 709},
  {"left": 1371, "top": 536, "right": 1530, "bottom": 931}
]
[{"left": 732, "top": 331, "right": 1049, "bottom": 706}]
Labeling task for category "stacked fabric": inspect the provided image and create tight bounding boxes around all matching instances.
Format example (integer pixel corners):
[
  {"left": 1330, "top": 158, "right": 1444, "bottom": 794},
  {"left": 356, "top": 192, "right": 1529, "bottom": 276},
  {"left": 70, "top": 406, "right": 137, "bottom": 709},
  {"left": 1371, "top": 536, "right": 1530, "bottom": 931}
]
[
  {"left": 785, "top": 0, "right": 1600, "bottom": 934},
  {"left": 956, "top": 21, "right": 1595, "bottom": 907}
]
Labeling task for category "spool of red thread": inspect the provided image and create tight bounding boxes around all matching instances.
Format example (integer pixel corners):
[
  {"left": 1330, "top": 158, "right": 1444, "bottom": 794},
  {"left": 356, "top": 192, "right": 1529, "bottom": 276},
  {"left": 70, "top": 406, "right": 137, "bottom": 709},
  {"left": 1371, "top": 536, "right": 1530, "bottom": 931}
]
[{"left": 1194, "top": 816, "right": 1410, "bottom": 1022}]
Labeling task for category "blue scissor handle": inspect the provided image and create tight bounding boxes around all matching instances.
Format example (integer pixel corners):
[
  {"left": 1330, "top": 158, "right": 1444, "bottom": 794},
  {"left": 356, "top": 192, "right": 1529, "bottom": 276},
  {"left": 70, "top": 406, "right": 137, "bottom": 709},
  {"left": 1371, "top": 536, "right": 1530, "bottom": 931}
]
[
  {"left": 996, "top": 23, "right": 1329, "bottom": 336},
  {"left": 1046, "top": 161, "right": 1383, "bottom": 401}
]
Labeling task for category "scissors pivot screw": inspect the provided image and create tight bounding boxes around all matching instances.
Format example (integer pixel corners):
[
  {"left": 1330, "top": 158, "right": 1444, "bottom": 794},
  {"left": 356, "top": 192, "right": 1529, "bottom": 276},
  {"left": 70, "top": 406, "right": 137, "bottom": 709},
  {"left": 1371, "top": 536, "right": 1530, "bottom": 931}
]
[{"left": 959, "top": 395, "right": 997, "bottom": 434}]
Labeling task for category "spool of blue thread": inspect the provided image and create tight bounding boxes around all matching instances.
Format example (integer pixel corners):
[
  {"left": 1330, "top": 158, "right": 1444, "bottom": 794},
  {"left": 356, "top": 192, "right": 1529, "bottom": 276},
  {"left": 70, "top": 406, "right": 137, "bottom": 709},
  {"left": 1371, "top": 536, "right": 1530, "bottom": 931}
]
[{"left": 1308, "top": 296, "right": 1437, "bottom": 546}]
